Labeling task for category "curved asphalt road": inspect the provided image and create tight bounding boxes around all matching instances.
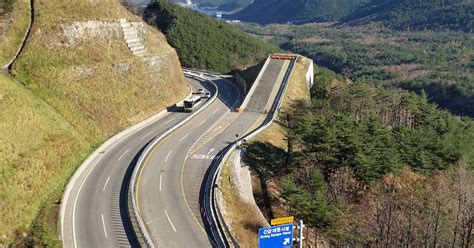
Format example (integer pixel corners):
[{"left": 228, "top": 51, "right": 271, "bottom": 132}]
[
  {"left": 137, "top": 59, "right": 290, "bottom": 247},
  {"left": 61, "top": 75, "right": 214, "bottom": 248},
  {"left": 61, "top": 58, "right": 290, "bottom": 248}
]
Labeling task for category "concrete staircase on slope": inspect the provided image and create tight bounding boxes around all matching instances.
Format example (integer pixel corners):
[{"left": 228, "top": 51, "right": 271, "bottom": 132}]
[{"left": 119, "top": 18, "right": 146, "bottom": 57}]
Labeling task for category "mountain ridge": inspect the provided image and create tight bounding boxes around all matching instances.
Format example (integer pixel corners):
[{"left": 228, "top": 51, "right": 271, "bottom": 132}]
[{"left": 229, "top": 0, "right": 473, "bottom": 31}]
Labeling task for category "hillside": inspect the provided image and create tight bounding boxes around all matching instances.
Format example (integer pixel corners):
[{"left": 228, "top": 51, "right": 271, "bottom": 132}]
[
  {"left": 143, "top": 0, "right": 278, "bottom": 72},
  {"left": 239, "top": 23, "right": 474, "bottom": 117},
  {"left": 0, "top": 0, "right": 30, "bottom": 66},
  {"left": 228, "top": 0, "right": 369, "bottom": 24},
  {"left": 243, "top": 66, "right": 474, "bottom": 246},
  {"left": 1, "top": 0, "right": 187, "bottom": 245},
  {"left": 195, "top": 0, "right": 252, "bottom": 10},
  {"left": 229, "top": 0, "right": 473, "bottom": 32},
  {"left": 343, "top": 0, "right": 474, "bottom": 32}
]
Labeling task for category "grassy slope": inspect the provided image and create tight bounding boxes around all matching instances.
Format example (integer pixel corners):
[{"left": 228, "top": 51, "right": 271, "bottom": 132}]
[
  {"left": 14, "top": 0, "right": 188, "bottom": 139},
  {"left": 0, "top": 0, "right": 30, "bottom": 65},
  {"left": 0, "top": 74, "right": 90, "bottom": 245},
  {"left": 1, "top": 0, "right": 187, "bottom": 245},
  {"left": 254, "top": 56, "right": 311, "bottom": 149}
]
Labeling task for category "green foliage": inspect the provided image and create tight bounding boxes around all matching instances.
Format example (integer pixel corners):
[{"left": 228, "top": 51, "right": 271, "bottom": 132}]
[
  {"left": 0, "top": 0, "right": 14, "bottom": 15},
  {"left": 343, "top": 0, "right": 474, "bottom": 32},
  {"left": 243, "top": 73, "right": 474, "bottom": 237},
  {"left": 229, "top": 0, "right": 369, "bottom": 24},
  {"left": 296, "top": 82, "right": 474, "bottom": 177},
  {"left": 311, "top": 66, "right": 344, "bottom": 99},
  {"left": 291, "top": 113, "right": 399, "bottom": 183},
  {"left": 242, "top": 141, "right": 289, "bottom": 181},
  {"left": 230, "top": 0, "right": 473, "bottom": 31},
  {"left": 241, "top": 24, "right": 474, "bottom": 117},
  {"left": 281, "top": 174, "right": 336, "bottom": 229},
  {"left": 144, "top": 0, "right": 278, "bottom": 73}
]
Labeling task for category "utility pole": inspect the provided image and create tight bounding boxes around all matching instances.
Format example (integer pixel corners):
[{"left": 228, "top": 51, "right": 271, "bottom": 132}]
[{"left": 297, "top": 220, "right": 304, "bottom": 248}]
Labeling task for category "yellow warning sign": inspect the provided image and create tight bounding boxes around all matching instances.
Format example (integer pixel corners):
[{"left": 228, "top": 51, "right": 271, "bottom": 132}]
[{"left": 271, "top": 216, "right": 294, "bottom": 226}]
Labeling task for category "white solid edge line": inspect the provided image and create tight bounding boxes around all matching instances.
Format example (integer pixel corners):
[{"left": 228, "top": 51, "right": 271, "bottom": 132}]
[
  {"left": 101, "top": 214, "right": 108, "bottom": 238},
  {"left": 159, "top": 174, "right": 163, "bottom": 192},
  {"left": 164, "top": 210, "right": 177, "bottom": 232},
  {"left": 178, "top": 133, "right": 189, "bottom": 142},
  {"left": 118, "top": 149, "right": 130, "bottom": 161},
  {"left": 165, "top": 150, "right": 172, "bottom": 163},
  {"left": 61, "top": 73, "right": 195, "bottom": 245},
  {"left": 72, "top": 156, "right": 104, "bottom": 248},
  {"left": 102, "top": 177, "right": 110, "bottom": 192}
]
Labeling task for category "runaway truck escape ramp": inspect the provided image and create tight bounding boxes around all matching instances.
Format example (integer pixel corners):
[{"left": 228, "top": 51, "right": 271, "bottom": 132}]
[
  {"left": 128, "top": 55, "right": 297, "bottom": 247},
  {"left": 202, "top": 55, "right": 297, "bottom": 247}
]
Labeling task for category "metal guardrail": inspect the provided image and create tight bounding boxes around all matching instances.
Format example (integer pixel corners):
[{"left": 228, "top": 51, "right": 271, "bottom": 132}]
[
  {"left": 203, "top": 57, "right": 297, "bottom": 247},
  {"left": 128, "top": 73, "right": 219, "bottom": 247}
]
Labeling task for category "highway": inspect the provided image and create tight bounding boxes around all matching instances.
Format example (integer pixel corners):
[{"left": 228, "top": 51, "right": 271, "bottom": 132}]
[
  {"left": 61, "top": 57, "right": 291, "bottom": 248},
  {"left": 60, "top": 75, "right": 213, "bottom": 248},
  {"left": 136, "top": 59, "right": 290, "bottom": 247}
]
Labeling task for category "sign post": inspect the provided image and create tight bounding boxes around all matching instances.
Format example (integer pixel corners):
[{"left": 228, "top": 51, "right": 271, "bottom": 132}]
[
  {"left": 297, "top": 220, "right": 304, "bottom": 248},
  {"left": 258, "top": 223, "right": 293, "bottom": 248}
]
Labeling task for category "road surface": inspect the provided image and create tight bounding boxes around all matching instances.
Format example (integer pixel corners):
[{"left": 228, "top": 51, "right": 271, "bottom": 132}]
[
  {"left": 136, "top": 59, "right": 290, "bottom": 247},
  {"left": 61, "top": 76, "right": 211, "bottom": 248},
  {"left": 61, "top": 58, "right": 290, "bottom": 247}
]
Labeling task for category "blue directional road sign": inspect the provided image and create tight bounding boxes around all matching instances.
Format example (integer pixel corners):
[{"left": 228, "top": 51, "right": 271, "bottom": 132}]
[{"left": 258, "top": 223, "right": 293, "bottom": 248}]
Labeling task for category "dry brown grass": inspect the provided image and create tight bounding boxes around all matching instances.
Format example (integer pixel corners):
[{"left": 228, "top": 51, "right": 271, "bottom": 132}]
[
  {"left": 0, "top": 0, "right": 30, "bottom": 65},
  {"left": 300, "top": 36, "right": 333, "bottom": 45},
  {"left": 255, "top": 56, "right": 311, "bottom": 150},
  {"left": 220, "top": 160, "right": 265, "bottom": 247},
  {"left": 386, "top": 63, "right": 427, "bottom": 81},
  {"left": 220, "top": 56, "right": 313, "bottom": 246},
  {"left": 0, "top": 73, "right": 90, "bottom": 245}
]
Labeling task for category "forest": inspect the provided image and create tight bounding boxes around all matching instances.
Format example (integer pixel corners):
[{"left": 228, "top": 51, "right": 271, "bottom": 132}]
[
  {"left": 229, "top": 0, "right": 473, "bottom": 32},
  {"left": 228, "top": 0, "right": 369, "bottom": 24},
  {"left": 343, "top": 0, "right": 474, "bottom": 32},
  {"left": 195, "top": 0, "right": 251, "bottom": 10},
  {"left": 143, "top": 0, "right": 277, "bottom": 73},
  {"left": 243, "top": 66, "right": 474, "bottom": 246},
  {"left": 238, "top": 23, "right": 474, "bottom": 117}
]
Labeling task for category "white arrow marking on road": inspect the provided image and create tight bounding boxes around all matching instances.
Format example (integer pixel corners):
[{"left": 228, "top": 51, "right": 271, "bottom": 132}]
[
  {"left": 207, "top": 148, "right": 214, "bottom": 155},
  {"left": 102, "top": 177, "right": 110, "bottom": 192},
  {"left": 164, "top": 210, "right": 177, "bottom": 232},
  {"left": 101, "top": 214, "right": 108, "bottom": 238}
]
